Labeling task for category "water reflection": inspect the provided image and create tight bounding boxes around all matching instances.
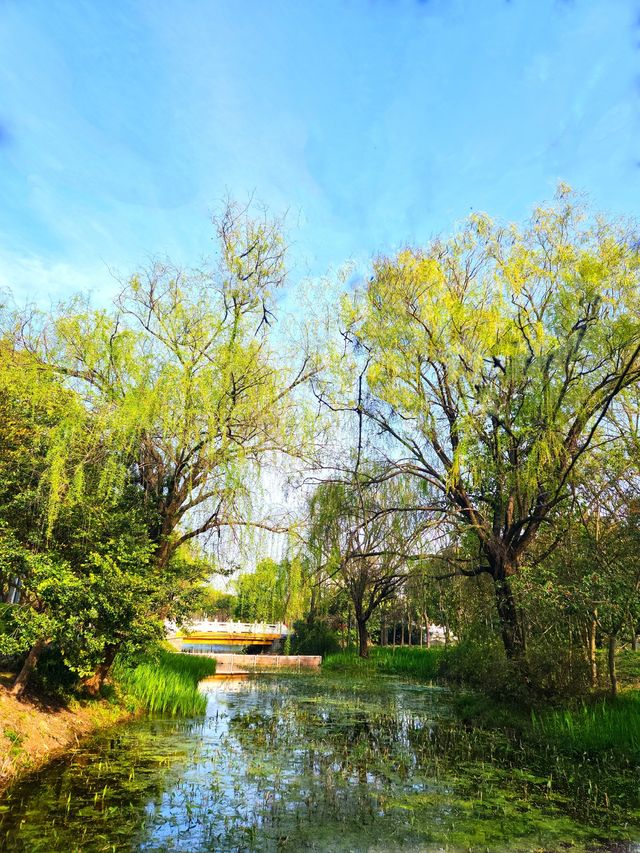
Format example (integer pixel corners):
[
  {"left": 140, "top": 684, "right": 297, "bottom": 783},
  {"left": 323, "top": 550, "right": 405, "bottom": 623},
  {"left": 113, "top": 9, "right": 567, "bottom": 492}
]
[
  {"left": 1, "top": 675, "right": 638, "bottom": 852},
  {"left": 199, "top": 673, "right": 250, "bottom": 690}
]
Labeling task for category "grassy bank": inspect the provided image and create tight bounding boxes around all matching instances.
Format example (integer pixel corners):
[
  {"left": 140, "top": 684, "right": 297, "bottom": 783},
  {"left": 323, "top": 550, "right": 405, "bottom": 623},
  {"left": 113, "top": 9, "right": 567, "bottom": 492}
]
[
  {"left": 0, "top": 648, "right": 216, "bottom": 792},
  {"left": 113, "top": 649, "right": 216, "bottom": 716},
  {"left": 323, "top": 646, "right": 444, "bottom": 679},
  {"left": 532, "top": 691, "right": 640, "bottom": 761},
  {"left": 0, "top": 687, "right": 131, "bottom": 793}
]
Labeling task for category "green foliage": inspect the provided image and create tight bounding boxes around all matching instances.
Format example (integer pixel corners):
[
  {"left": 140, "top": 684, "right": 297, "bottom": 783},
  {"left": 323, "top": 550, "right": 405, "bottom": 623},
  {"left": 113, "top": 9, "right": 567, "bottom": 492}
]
[
  {"left": 234, "top": 557, "right": 305, "bottom": 625},
  {"left": 323, "top": 646, "right": 444, "bottom": 680},
  {"left": 371, "top": 646, "right": 444, "bottom": 679},
  {"left": 290, "top": 619, "right": 340, "bottom": 657},
  {"left": 532, "top": 692, "right": 640, "bottom": 760},
  {"left": 306, "top": 477, "right": 423, "bottom": 656},
  {"left": 439, "top": 639, "right": 527, "bottom": 701},
  {"left": 113, "top": 649, "right": 216, "bottom": 716},
  {"left": 335, "top": 190, "right": 640, "bottom": 660},
  {"left": 15, "top": 203, "right": 308, "bottom": 572},
  {"left": 4, "top": 192, "right": 640, "bottom": 704},
  {"left": 614, "top": 648, "right": 640, "bottom": 685},
  {"left": 30, "top": 647, "right": 78, "bottom": 697}
]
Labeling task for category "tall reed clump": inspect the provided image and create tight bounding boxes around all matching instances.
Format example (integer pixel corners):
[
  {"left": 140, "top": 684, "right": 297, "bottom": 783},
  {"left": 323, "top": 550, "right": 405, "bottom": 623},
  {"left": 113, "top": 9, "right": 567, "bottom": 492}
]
[
  {"left": 372, "top": 646, "right": 444, "bottom": 679},
  {"left": 323, "top": 646, "right": 444, "bottom": 680},
  {"left": 531, "top": 691, "right": 640, "bottom": 760},
  {"left": 113, "top": 648, "right": 216, "bottom": 716}
]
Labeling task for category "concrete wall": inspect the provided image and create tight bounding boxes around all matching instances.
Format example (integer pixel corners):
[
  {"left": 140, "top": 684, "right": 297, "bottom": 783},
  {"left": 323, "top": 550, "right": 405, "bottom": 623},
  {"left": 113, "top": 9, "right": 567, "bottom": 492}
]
[{"left": 213, "top": 654, "right": 321, "bottom": 670}]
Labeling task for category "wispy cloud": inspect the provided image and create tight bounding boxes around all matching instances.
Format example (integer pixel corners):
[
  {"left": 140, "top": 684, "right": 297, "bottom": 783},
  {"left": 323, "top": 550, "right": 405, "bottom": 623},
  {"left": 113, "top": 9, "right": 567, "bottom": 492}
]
[{"left": 0, "top": 248, "right": 119, "bottom": 308}]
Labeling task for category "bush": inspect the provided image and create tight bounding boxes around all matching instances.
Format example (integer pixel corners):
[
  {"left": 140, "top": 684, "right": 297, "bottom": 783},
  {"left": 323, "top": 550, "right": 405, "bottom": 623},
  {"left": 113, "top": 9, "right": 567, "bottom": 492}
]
[
  {"left": 523, "top": 636, "right": 591, "bottom": 698},
  {"left": 439, "top": 638, "right": 528, "bottom": 702},
  {"left": 32, "top": 646, "right": 79, "bottom": 697},
  {"left": 290, "top": 619, "right": 340, "bottom": 657}
]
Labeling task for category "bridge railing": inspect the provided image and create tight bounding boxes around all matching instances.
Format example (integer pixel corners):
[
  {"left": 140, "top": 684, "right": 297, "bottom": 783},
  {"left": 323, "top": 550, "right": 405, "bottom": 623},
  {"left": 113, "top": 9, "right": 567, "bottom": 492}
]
[{"left": 166, "top": 620, "right": 289, "bottom": 637}]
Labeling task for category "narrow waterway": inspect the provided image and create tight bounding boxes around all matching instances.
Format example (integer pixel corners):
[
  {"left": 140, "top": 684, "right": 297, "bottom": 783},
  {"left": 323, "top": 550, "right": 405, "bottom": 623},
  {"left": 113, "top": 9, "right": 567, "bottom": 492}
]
[{"left": 1, "top": 674, "right": 638, "bottom": 852}]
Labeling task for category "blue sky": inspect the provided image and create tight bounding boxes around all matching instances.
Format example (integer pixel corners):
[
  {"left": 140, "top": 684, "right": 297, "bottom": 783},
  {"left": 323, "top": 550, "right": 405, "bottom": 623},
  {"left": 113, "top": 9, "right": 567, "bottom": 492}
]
[{"left": 0, "top": 0, "right": 638, "bottom": 304}]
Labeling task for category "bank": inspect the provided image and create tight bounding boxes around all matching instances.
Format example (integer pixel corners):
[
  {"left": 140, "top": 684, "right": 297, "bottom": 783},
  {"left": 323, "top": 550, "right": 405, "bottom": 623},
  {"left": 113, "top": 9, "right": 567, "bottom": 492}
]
[
  {"left": 0, "top": 647, "right": 217, "bottom": 792},
  {"left": 0, "top": 686, "right": 133, "bottom": 793}
]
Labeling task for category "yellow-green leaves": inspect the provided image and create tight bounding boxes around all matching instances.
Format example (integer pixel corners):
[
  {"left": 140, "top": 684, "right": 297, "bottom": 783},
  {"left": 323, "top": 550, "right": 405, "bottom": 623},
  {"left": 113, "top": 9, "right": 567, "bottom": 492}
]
[{"left": 346, "top": 191, "right": 640, "bottom": 568}]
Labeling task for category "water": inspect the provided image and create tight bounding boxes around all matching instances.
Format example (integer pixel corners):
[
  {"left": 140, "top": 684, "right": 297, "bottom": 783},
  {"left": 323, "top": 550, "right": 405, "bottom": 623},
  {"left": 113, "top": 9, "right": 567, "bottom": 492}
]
[{"left": 1, "top": 674, "right": 639, "bottom": 852}]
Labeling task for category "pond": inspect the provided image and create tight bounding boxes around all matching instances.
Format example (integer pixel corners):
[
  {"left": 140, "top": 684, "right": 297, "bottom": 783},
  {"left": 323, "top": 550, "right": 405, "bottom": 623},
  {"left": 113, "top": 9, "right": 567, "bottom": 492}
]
[{"left": 1, "top": 674, "right": 639, "bottom": 852}]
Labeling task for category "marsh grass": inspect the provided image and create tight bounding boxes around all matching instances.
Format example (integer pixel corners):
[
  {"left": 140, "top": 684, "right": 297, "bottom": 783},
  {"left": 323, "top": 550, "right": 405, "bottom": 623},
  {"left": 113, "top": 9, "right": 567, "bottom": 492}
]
[
  {"left": 532, "top": 691, "right": 640, "bottom": 760},
  {"left": 323, "top": 646, "right": 444, "bottom": 679},
  {"left": 113, "top": 649, "right": 216, "bottom": 716}
]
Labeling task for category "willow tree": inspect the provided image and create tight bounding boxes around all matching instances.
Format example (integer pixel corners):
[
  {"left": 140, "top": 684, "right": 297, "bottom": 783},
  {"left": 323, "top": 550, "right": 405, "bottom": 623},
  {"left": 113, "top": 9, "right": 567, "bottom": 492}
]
[
  {"left": 340, "top": 190, "right": 640, "bottom": 660},
  {"left": 307, "top": 478, "right": 424, "bottom": 657},
  {"left": 24, "top": 202, "right": 316, "bottom": 570}
]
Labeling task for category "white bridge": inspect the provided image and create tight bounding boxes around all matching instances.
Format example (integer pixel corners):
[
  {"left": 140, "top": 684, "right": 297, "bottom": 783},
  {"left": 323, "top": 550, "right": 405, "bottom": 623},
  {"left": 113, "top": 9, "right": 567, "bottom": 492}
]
[{"left": 166, "top": 620, "right": 289, "bottom": 652}]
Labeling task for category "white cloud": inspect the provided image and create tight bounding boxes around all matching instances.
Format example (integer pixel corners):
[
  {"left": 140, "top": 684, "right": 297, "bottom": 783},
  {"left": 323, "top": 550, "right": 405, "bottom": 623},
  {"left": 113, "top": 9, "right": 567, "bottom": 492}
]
[{"left": 0, "top": 249, "right": 119, "bottom": 308}]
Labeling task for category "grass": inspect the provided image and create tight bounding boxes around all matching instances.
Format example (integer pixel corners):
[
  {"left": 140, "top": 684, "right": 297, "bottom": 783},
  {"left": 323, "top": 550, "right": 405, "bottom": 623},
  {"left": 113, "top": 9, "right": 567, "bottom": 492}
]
[
  {"left": 113, "top": 648, "right": 216, "bottom": 716},
  {"left": 323, "top": 646, "right": 444, "bottom": 680},
  {"left": 532, "top": 690, "right": 640, "bottom": 760}
]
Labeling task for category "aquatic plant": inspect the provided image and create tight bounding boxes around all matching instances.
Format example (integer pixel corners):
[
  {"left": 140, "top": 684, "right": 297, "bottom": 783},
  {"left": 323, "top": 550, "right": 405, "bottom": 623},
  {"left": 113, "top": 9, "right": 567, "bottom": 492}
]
[
  {"left": 113, "top": 649, "right": 215, "bottom": 716},
  {"left": 532, "top": 690, "right": 640, "bottom": 760},
  {"left": 3, "top": 675, "right": 639, "bottom": 852}
]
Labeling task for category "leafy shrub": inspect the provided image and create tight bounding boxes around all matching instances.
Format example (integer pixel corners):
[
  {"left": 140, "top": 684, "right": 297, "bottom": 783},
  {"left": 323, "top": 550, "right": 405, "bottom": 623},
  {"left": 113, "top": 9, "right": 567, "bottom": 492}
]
[
  {"left": 438, "top": 638, "right": 529, "bottom": 702},
  {"left": 523, "top": 636, "right": 591, "bottom": 698},
  {"left": 290, "top": 619, "right": 340, "bottom": 657},
  {"left": 32, "top": 645, "right": 79, "bottom": 697}
]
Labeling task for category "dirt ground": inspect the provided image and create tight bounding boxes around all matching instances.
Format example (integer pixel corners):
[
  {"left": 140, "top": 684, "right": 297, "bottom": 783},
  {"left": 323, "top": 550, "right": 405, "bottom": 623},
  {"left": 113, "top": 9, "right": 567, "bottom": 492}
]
[{"left": 0, "top": 681, "right": 132, "bottom": 793}]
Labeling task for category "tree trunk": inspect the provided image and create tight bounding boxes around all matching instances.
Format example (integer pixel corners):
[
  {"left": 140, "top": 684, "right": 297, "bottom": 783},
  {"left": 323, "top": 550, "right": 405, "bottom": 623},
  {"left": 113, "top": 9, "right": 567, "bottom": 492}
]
[
  {"left": 83, "top": 644, "right": 119, "bottom": 697},
  {"left": 608, "top": 634, "right": 618, "bottom": 698},
  {"left": 154, "top": 536, "right": 173, "bottom": 573},
  {"left": 380, "top": 614, "right": 386, "bottom": 646},
  {"left": 493, "top": 576, "right": 525, "bottom": 660},
  {"left": 407, "top": 613, "right": 412, "bottom": 647},
  {"left": 11, "top": 639, "right": 46, "bottom": 698},
  {"left": 424, "top": 613, "right": 431, "bottom": 648},
  {"left": 307, "top": 587, "right": 318, "bottom": 624},
  {"left": 400, "top": 617, "right": 405, "bottom": 647},
  {"left": 357, "top": 618, "right": 369, "bottom": 658},
  {"left": 6, "top": 576, "right": 22, "bottom": 605},
  {"left": 586, "top": 619, "right": 597, "bottom": 687}
]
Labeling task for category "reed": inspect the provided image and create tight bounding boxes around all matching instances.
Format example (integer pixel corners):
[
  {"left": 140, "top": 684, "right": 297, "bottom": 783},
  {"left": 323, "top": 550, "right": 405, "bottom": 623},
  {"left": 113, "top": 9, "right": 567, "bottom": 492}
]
[
  {"left": 531, "top": 691, "right": 640, "bottom": 759},
  {"left": 323, "top": 646, "right": 444, "bottom": 680},
  {"left": 113, "top": 648, "right": 216, "bottom": 716}
]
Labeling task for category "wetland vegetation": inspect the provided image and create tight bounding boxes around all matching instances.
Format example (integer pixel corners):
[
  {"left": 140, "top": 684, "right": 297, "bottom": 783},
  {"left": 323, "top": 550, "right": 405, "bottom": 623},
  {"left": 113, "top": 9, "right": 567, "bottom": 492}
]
[
  {"left": 2, "top": 674, "right": 640, "bottom": 852},
  {"left": 113, "top": 649, "right": 217, "bottom": 716},
  {"left": 3, "top": 0, "right": 640, "bottom": 847}
]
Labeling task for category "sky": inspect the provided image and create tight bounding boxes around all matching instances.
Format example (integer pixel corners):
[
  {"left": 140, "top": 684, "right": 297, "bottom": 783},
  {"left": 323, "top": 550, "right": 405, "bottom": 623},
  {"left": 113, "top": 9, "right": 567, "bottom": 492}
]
[{"left": 0, "top": 0, "right": 639, "bottom": 305}]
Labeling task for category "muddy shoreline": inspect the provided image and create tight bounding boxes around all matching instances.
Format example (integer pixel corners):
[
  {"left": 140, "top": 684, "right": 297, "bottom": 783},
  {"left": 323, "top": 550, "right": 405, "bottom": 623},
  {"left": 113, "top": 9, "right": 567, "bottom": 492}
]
[{"left": 0, "top": 686, "right": 133, "bottom": 793}]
